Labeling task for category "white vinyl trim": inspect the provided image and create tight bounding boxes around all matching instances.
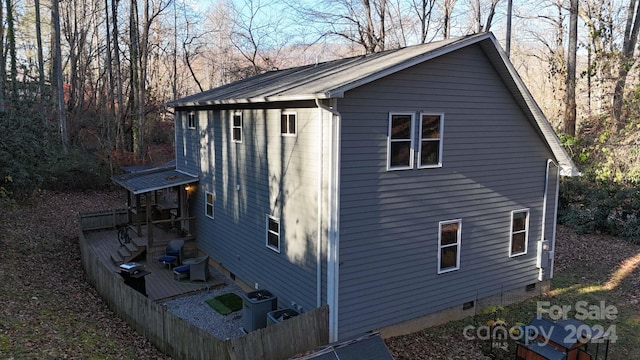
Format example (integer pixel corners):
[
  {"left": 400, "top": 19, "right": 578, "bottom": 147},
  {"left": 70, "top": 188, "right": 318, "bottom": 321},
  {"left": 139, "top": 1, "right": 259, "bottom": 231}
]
[
  {"left": 232, "top": 111, "right": 243, "bottom": 143},
  {"left": 417, "top": 113, "right": 444, "bottom": 168},
  {"left": 437, "top": 219, "right": 462, "bottom": 274},
  {"left": 387, "top": 112, "right": 415, "bottom": 171},
  {"left": 266, "top": 215, "right": 281, "bottom": 253},
  {"left": 205, "top": 191, "right": 214, "bottom": 219},
  {"left": 509, "top": 209, "right": 530, "bottom": 257},
  {"left": 281, "top": 111, "right": 298, "bottom": 137}
]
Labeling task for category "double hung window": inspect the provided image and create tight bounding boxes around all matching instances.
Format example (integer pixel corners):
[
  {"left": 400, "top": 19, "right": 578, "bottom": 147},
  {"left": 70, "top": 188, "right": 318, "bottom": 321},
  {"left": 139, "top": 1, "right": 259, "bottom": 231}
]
[
  {"left": 232, "top": 112, "right": 242, "bottom": 142},
  {"left": 438, "top": 219, "right": 461, "bottom": 273},
  {"left": 388, "top": 112, "right": 443, "bottom": 170}
]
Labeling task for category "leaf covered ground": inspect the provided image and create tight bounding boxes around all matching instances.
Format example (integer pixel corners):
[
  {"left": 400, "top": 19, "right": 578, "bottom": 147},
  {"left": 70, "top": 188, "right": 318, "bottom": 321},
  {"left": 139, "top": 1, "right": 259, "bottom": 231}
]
[
  {"left": 0, "top": 190, "right": 169, "bottom": 359},
  {"left": 1, "top": 190, "right": 638, "bottom": 359}
]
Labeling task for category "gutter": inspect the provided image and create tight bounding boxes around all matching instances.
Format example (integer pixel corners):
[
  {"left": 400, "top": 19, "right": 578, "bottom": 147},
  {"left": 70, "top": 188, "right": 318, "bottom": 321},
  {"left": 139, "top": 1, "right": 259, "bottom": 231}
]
[{"left": 315, "top": 98, "right": 341, "bottom": 342}]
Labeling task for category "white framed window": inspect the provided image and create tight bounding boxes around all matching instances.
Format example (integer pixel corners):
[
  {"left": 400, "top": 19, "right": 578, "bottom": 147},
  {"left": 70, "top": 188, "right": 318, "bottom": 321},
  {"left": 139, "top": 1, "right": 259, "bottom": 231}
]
[
  {"left": 232, "top": 112, "right": 242, "bottom": 142},
  {"left": 266, "top": 215, "right": 281, "bottom": 253},
  {"left": 438, "top": 219, "right": 461, "bottom": 274},
  {"left": 187, "top": 111, "right": 197, "bottom": 129},
  {"left": 387, "top": 113, "right": 415, "bottom": 170},
  {"left": 510, "top": 209, "right": 529, "bottom": 257},
  {"left": 418, "top": 113, "right": 443, "bottom": 168},
  {"left": 281, "top": 112, "right": 297, "bottom": 136},
  {"left": 205, "top": 192, "right": 214, "bottom": 219}
]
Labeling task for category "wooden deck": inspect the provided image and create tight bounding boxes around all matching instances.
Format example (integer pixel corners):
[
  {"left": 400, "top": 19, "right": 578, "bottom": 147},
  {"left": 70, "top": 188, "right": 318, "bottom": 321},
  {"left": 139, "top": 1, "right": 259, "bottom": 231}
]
[{"left": 83, "top": 226, "right": 225, "bottom": 301}]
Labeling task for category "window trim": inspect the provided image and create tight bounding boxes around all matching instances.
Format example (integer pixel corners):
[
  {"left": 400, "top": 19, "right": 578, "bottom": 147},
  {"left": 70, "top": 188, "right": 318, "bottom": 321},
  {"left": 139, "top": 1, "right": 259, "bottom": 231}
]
[
  {"left": 437, "top": 219, "right": 462, "bottom": 274},
  {"left": 266, "top": 215, "right": 281, "bottom": 253},
  {"left": 232, "top": 111, "right": 243, "bottom": 143},
  {"left": 417, "top": 113, "right": 444, "bottom": 168},
  {"left": 205, "top": 191, "right": 214, "bottom": 219},
  {"left": 187, "top": 111, "right": 197, "bottom": 129},
  {"left": 509, "top": 209, "right": 530, "bottom": 257},
  {"left": 387, "top": 112, "right": 415, "bottom": 171},
  {"left": 281, "top": 112, "right": 297, "bottom": 137}
]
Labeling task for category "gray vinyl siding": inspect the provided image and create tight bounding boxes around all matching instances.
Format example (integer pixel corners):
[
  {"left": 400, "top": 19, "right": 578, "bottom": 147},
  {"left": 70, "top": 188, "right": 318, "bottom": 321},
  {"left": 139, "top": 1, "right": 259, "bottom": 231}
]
[
  {"left": 335, "top": 44, "right": 556, "bottom": 339},
  {"left": 192, "top": 105, "right": 328, "bottom": 312},
  {"left": 175, "top": 110, "right": 201, "bottom": 176}
]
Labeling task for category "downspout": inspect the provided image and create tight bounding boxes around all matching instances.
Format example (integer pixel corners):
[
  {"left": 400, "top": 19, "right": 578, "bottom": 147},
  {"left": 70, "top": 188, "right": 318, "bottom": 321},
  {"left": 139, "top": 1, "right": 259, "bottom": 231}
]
[
  {"left": 549, "top": 160, "right": 560, "bottom": 279},
  {"left": 316, "top": 98, "right": 341, "bottom": 342},
  {"left": 539, "top": 159, "right": 559, "bottom": 281},
  {"left": 315, "top": 102, "right": 324, "bottom": 308}
]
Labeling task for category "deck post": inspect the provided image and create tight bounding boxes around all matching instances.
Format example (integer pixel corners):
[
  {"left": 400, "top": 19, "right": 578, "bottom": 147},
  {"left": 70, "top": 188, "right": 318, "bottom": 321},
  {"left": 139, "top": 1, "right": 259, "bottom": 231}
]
[
  {"left": 135, "top": 194, "right": 142, "bottom": 236},
  {"left": 146, "top": 193, "right": 153, "bottom": 263}
]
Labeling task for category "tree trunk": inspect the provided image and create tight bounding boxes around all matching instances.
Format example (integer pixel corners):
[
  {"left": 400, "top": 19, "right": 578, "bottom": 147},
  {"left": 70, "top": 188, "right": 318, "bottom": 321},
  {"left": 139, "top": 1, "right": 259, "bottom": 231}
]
[
  {"left": 505, "top": 0, "right": 512, "bottom": 57},
  {"left": 35, "top": 0, "right": 46, "bottom": 116},
  {"left": 6, "top": 0, "right": 16, "bottom": 99},
  {"left": 104, "top": 0, "right": 116, "bottom": 148},
  {"left": 52, "top": 0, "right": 69, "bottom": 153},
  {"left": 112, "top": 0, "right": 125, "bottom": 151},
  {"left": 0, "top": 0, "right": 5, "bottom": 113},
  {"left": 442, "top": 0, "right": 455, "bottom": 39},
  {"left": 613, "top": 0, "right": 640, "bottom": 126},
  {"left": 130, "top": 0, "right": 140, "bottom": 156},
  {"left": 564, "top": 0, "right": 578, "bottom": 136}
]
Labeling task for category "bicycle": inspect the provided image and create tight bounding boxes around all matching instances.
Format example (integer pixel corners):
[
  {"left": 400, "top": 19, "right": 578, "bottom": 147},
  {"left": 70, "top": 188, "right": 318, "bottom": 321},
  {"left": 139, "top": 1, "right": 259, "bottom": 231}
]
[{"left": 117, "top": 225, "right": 132, "bottom": 246}]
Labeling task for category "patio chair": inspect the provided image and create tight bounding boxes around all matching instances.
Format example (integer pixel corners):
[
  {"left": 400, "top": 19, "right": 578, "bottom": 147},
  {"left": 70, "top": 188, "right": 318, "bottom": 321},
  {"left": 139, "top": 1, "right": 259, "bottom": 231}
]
[
  {"left": 188, "top": 255, "right": 210, "bottom": 282},
  {"left": 158, "top": 239, "right": 184, "bottom": 268}
]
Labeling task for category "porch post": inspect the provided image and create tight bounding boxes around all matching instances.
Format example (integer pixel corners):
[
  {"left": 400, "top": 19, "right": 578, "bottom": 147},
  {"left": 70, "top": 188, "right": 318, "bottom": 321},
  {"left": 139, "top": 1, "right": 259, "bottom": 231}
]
[
  {"left": 135, "top": 195, "right": 142, "bottom": 235},
  {"left": 146, "top": 193, "right": 153, "bottom": 251}
]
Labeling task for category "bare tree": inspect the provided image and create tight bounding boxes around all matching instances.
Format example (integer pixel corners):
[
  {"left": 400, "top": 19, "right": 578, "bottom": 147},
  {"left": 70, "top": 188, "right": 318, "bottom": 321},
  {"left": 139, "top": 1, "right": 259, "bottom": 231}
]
[
  {"left": 579, "top": 0, "right": 617, "bottom": 115},
  {"left": 563, "top": 0, "right": 577, "bottom": 136},
  {"left": 112, "top": 0, "right": 125, "bottom": 151},
  {"left": 6, "top": 0, "right": 16, "bottom": 98},
  {"left": 468, "top": 0, "right": 500, "bottom": 33},
  {"left": 612, "top": 0, "right": 640, "bottom": 126},
  {"left": 440, "top": 0, "right": 456, "bottom": 39},
  {"left": 294, "top": 0, "right": 388, "bottom": 54},
  {"left": 35, "top": 0, "right": 46, "bottom": 113},
  {"left": 413, "top": 0, "right": 436, "bottom": 43},
  {"left": 0, "top": 0, "right": 4, "bottom": 113},
  {"left": 52, "top": 0, "right": 69, "bottom": 152}
]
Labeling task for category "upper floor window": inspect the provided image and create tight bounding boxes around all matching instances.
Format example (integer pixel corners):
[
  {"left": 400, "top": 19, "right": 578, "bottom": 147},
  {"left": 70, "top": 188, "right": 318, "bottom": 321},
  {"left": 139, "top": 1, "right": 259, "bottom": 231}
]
[
  {"left": 232, "top": 112, "right": 242, "bottom": 142},
  {"left": 281, "top": 112, "right": 297, "bottom": 136},
  {"left": 418, "top": 114, "right": 443, "bottom": 168},
  {"left": 510, "top": 209, "right": 529, "bottom": 257},
  {"left": 438, "top": 219, "right": 461, "bottom": 274},
  {"left": 187, "top": 112, "right": 197, "bottom": 129},
  {"left": 266, "top": 215, "right": 281, "bottom": 253},
  {"left": 387, "top": 113, "right": 414, "bottom": 170},
  {"left": 205, "top": 192, "right": 214, "bottom": 219},
  {"left": 388, "top": 112, "right": 444, "bottom": 171}
]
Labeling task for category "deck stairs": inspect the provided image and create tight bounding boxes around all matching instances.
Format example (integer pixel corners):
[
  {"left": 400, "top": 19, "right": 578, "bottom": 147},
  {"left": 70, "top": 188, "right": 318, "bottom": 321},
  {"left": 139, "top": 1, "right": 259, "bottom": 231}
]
[{"left": 110, "top": 233, "right": 147, "bottom": 266}]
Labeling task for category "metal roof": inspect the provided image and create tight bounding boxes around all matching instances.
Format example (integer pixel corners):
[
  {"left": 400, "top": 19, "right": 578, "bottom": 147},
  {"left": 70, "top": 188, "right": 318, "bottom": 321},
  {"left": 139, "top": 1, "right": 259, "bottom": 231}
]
[
  {"left": 167, "top": 32, "right": 578, "bottom": 176},
  {"left": 166, "top": 35, "right": 469, "bottom": 107},
  {"left": 295, "top": 333, "right": 394, "bottom": 360},
  {"left": 112, "top": 165, "right": 198, "bottom": 195}
]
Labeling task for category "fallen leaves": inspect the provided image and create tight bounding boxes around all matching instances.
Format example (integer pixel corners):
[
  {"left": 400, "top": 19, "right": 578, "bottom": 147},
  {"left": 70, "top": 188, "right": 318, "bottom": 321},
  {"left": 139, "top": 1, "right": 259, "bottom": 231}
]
[{"left": 0, "top": 190, "right": 169, "bottom": 359}]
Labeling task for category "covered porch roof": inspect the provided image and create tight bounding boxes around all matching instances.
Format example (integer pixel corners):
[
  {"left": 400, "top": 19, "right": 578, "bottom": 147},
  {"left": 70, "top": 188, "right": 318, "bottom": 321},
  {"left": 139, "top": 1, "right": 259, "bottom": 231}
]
[{"left": 112, "top": 165, "right": 199, "bottom": 195}]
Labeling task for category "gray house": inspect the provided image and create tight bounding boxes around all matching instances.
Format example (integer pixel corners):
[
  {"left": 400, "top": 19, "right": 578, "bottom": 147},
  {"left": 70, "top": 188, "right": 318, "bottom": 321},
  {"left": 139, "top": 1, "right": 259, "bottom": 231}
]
[{"left": 167, "top": 32, "right": 578, "bottom": 341}]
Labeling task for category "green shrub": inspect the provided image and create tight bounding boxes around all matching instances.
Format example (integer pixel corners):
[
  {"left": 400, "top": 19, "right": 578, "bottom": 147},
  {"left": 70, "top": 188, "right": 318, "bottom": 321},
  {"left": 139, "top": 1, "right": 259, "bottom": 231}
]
[
  {"left": 559, "top": 177, "right": 640, "bottom": 243},
  {"left": 41, "top": 149, "right": 112, "bottom": 191}
]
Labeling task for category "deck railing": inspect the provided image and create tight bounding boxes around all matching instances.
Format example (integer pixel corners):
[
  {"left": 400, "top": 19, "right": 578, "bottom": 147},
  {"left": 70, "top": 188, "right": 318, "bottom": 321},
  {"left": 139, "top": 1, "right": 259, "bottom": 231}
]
[
  {"left": 79, "top": 211, "right": 329, "bottom": 360},
  {"left": 79, "top": 208, "right": 128, "bottom": 231}
]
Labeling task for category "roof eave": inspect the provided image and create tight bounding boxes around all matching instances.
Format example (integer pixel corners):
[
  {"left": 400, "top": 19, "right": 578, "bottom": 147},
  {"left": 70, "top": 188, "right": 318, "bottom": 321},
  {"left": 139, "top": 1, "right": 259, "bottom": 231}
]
[
  {"left": 168, "top": 93, "right": 333, "bottom": 108},
  {"left": 328, "top": 33, "right": 493, "bottom": 97},
  {"left": 482, "top": 35, "right": 580, "bottom": 177}
]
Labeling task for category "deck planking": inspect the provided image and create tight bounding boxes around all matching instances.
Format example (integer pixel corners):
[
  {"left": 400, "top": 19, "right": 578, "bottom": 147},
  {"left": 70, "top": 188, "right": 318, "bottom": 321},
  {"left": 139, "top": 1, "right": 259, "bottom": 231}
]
[{"left": 83, "top": 226, "right": 224, "bottom": 301}]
